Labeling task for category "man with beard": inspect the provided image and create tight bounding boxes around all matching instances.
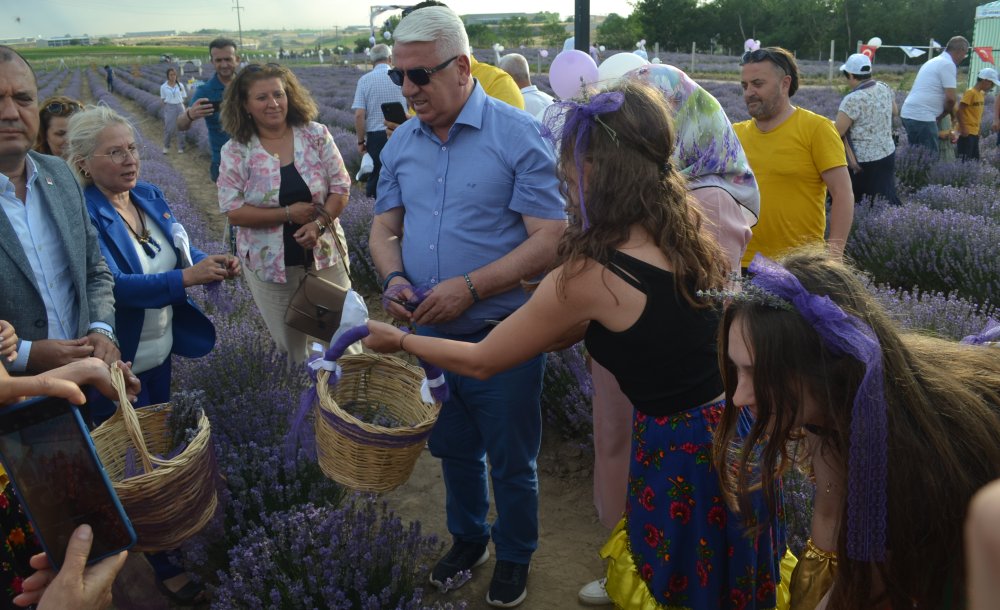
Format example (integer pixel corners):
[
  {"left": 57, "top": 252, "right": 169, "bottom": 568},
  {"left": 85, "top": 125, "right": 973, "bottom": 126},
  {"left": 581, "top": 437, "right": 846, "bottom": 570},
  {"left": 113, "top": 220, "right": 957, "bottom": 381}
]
[
  {"left": 177, "top": 37, "right": 239, "bottom": 182},
  {"left": 733, "top": 47, "right": 853, "bottom": 269}
]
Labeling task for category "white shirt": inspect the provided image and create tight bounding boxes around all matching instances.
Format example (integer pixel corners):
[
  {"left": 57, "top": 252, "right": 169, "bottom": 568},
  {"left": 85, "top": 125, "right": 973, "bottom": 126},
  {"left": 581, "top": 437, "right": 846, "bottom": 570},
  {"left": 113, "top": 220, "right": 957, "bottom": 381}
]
[
  {"left": 900, "top": 53, "right": 957, "bottom": 122},
  {"left": 520, "top": 85, "right": 554, "bottom": 120},
  {"left": 128, "top": 213, "right": 176, "bottom": 373},
  {"left": 160, "top": 81, "right": 187, "bottom": 105}
]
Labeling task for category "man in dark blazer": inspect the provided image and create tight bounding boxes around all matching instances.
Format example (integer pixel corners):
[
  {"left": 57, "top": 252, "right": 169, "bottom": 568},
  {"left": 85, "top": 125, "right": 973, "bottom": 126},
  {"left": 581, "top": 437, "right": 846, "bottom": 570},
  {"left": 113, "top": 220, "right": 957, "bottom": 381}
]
[{"left": 0, "top": 46, "right": 119, "bottom": 373}]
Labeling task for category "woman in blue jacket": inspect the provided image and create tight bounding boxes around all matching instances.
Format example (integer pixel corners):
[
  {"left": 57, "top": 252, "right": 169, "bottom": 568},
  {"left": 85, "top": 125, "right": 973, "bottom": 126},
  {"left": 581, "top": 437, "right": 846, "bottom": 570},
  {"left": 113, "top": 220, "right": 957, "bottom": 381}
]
[{"left": 66, "top": 105, "right": 238, "bottom": 605}]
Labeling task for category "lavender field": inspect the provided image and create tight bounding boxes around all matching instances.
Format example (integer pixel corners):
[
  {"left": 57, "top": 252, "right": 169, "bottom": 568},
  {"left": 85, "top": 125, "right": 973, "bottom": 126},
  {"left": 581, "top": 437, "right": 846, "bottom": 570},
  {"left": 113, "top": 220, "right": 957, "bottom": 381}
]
[{"left": 38, "top": 56, "right": 998, "bottom": 606}]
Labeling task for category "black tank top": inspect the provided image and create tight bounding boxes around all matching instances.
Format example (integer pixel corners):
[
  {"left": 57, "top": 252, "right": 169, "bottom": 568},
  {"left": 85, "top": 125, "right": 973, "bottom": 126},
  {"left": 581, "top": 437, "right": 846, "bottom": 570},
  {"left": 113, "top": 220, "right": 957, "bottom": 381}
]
[
  {"left": 280, "top": 163, "right": 312, "bottom": 268},
  {"left": 583, "top": 251, "right": 723, "bottom": 416}
]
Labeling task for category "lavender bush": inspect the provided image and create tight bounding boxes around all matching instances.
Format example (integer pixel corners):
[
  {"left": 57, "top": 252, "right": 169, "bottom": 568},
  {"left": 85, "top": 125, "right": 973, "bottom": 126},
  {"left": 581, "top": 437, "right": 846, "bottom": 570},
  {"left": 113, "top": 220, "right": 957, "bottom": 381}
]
[
  {"left": 540, "top": 344, "right": 594, "bottom": 446},
  {"left": 212, "top": 498, "right": 450, "bottom": 610}
]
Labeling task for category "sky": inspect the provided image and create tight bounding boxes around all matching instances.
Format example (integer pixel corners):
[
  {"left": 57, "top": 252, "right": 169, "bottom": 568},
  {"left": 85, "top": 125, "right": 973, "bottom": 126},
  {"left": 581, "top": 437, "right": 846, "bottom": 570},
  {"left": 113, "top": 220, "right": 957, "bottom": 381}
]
[{"left": 0, "top": 0, "right": 635, "bottom": 40}]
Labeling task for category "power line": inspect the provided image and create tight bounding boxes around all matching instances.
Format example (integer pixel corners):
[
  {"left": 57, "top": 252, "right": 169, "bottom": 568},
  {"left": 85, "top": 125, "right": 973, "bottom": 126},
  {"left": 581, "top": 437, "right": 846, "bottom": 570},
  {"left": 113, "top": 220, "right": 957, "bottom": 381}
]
[{"left": 232, "top": 0, "right": 244, "bottom": 48}]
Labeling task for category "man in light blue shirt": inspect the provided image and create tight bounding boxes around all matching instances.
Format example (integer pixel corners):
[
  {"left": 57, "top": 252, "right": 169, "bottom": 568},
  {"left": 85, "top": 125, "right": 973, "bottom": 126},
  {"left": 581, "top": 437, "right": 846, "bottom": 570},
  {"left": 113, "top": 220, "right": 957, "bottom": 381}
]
[
  {"left": 369, "top": 7, "right": 565, "bottom": 608},
  {"left": 352, "top": 43, "right": 407, "bottom": 198},
  {"left": 0, "top": 46, "right": 118, "bottom": 375}
]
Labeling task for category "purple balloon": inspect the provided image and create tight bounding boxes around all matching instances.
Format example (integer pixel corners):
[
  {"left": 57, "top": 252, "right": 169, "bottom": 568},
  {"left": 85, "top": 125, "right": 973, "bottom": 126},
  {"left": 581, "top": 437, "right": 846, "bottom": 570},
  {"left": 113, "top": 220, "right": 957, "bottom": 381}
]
[{"left": 549, "top": 50, "right": 598, "bottom": 100}]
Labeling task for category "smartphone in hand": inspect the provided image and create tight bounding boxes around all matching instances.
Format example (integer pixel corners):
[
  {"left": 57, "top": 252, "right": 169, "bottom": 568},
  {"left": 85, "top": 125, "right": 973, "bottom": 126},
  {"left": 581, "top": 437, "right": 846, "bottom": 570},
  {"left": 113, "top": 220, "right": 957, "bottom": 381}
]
[
  {"left": 381, "top": 101, "right": 408, "bottom": 125},
  {"left": 0, "top": 397, "right": 135, "bottom": 569}
]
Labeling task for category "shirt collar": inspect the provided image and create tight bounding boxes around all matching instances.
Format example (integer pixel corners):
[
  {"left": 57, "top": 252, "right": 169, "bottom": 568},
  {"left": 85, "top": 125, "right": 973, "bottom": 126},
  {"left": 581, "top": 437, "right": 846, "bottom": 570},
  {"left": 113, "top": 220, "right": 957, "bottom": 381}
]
[
  {"left": 373, "top": 63, "right": 390, "bottom": 72},
  {"left": 520, "top": 85, "right": 539, "bottom": 94},
  {"left": 416, "top": 79, "right": 486, "bottom": 140},
  {"left": 0, "top": 154, "right": 38, "bottom": 194}
]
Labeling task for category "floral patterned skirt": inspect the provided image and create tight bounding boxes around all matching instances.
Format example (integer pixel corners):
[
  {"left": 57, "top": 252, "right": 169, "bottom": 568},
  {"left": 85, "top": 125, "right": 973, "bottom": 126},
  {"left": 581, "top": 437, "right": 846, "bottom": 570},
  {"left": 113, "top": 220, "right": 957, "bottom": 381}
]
[
  {"left": 0, "top": 481, "right": 41, "bottom": 608},
  {"left": 601, "top": 401, "right": 793, "bottom": 610}
]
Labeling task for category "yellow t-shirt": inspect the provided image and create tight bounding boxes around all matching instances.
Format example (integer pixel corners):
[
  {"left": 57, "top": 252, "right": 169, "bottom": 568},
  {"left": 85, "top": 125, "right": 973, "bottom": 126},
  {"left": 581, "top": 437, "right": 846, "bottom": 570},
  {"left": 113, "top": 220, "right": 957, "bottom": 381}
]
[
  {"left": 734, "top": 108, "right": 846, "bottom": 268},
  {"left": 957, "top": 87, "right": 985, "bottom": 136},
  {"left": 471, "top": 57, "right": 525, "bottom": 110}
]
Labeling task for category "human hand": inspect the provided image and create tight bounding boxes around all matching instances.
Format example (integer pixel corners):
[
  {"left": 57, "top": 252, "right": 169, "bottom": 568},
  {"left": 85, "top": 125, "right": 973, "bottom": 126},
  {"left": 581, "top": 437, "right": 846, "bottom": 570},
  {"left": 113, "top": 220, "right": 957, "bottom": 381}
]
[
  {"left": 382, "top": 282, "right": 415, "bottom": 323},
  {"left": 362, "top": 320, "right": 409, "bottom": 353},
  {"left": 0, "top": 320, "right": 17, "bottom": 363},
  {"left": 848, "top": 160, "right": 862, "bottom": 174},
  {"left": 40, "top": 359, "right": 141, "bottom": 404},
  {"left": 287, "top": 202, "right": 317, "bottom": 225},
  {"left": 182, "top": 255, "right": 230, "bottom": 287},
  {"left": 25, "top": 339, "right": 94, "bottom": 374},
  {"left": 293, "top": 222, "right": 321, "bottom": 250},
  {"left": 189, "top": 98, "right": 214, "bottom": 120},
  {"left": 411, "top": 276, "right": 474, "bottom": 326},
  {"left": 84, "top": 333, "right": 120, "bottom": 366},
  {"left": 384, "top": 119, "right": 401, "bottom": 139},
  {"left": 357, "top": 141, "right": 366, "bottom": 154},
  {"left": 12, "top": 524, "right": 127, "bottom": 610},
  {"left": 224, "top": 255, "right": 241, "bottom": 279}
]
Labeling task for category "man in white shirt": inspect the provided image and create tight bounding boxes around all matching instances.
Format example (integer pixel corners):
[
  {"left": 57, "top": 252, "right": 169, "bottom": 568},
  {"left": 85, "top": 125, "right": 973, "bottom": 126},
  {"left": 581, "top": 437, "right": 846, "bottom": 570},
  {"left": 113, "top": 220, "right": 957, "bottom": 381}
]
[
  {"left": 351, "top": 43, "right": 407, "bottom": 198},
  {"left": 900, "top": 36, "right": 969, "bottom": 152},
  {"left": 498, "top": 53, "right": 554, "bottom": 119}
]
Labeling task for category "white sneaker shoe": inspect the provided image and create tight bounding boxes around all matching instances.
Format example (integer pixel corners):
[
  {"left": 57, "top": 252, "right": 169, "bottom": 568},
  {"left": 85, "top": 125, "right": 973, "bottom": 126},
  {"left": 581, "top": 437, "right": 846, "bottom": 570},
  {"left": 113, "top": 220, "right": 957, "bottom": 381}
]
[
  {"left": 162, "top": 147, "right": 168, "bottom": 154},
  {"left": 578, "top": 577, "right": 611, "bottom": 606}
]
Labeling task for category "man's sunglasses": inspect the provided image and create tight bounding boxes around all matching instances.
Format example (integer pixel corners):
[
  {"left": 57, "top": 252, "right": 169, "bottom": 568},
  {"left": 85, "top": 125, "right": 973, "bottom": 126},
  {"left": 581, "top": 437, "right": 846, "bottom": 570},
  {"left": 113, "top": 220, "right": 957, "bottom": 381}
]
[
  {"left": 44, "top": 101, "right": 82, "bottom": 116},
  {"left": 740, "top": 48, "right": 790, "bottom": 74},
  {"left": 387, "top": 56, "right": 458, "bottom": 87}
]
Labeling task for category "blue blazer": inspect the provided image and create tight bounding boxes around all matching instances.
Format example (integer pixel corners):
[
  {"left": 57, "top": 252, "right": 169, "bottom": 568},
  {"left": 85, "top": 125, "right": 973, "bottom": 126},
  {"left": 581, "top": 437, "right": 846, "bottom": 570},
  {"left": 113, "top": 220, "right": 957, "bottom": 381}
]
[{"left": 85, "top": 181, "right": 215, "bottom": 365}]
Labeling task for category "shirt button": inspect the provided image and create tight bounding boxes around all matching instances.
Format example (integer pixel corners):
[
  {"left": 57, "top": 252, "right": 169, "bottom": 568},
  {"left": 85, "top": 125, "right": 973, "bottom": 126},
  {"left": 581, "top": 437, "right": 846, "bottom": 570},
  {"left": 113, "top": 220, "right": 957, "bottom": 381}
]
[
  {"left": 441, "top": 146, "right": 447, "bottom": 151},
  {"left": 429, "top": 244, "right": 435, "bottom": 250},
  {"left": 437, "top": 178, "right": 442, "bottom": 183},
  {"left": 433, "top": 210, "right": 439, "bottom": 215},
  {"left": 430, "top": 278, "right": 438, "bottom": 284}
]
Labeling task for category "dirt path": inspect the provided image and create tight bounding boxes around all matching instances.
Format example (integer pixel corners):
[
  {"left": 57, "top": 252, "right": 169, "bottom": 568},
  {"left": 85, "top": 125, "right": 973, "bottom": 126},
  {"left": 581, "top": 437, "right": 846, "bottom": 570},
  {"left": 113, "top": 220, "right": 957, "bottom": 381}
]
[{"left": 95, "top": 79, "right": 609, "bottom": 609}]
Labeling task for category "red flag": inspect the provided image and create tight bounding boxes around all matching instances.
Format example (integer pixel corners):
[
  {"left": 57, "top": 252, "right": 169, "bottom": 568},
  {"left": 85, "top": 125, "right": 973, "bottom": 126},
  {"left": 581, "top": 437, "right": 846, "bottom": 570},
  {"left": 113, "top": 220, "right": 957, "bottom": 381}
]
[
  {"left": 975, "top": 46, "right": 995, "bottom": 64},
  {"left": 860, "top": 45, "right": 878, "bottom": 59}
]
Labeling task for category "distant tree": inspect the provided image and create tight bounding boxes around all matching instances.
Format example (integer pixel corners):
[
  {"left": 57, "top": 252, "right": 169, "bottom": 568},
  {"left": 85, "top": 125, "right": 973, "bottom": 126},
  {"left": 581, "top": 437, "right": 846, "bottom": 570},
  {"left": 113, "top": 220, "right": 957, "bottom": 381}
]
[
  {"left": 598, "top": 13, "right": 642, "bottom": 50},
  {"left": 353, "top": 37, "right": 370, "bottom": 53},
  {"left": 465, "top": 23, "right": 498, "bottom": 48},
  {"left": 533, "top": 11, "right": 561, "bottom": 23},
  {"left": 498, "top": 16, "right": 533, "bottom": 46},
  {"left": 540, "top": 18, "right": 568, "bottom": 48}
]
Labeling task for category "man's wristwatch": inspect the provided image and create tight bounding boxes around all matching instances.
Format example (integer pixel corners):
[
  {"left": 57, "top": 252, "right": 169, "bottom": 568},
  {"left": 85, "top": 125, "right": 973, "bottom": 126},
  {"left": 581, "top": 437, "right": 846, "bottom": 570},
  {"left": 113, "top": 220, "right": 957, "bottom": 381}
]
[{"left": 88, "top": 328, "right": 119, "bottom": 348}]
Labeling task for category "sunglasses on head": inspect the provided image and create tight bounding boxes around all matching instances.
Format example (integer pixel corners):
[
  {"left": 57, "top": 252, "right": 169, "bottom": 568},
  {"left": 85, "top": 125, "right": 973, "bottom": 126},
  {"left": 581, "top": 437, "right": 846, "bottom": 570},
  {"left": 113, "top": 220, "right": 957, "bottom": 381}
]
[
  {"left": 44, "top": 101, "right": 82, "bottom": 116},
  {"left": 243, "top": 62, "right": 283, "bottom": 74},
  {"left": 740, "top": 48, "right": 790, "bottom": 74},
  {"left": 387, "top": 55, "right": 458, "bottom": 87}
]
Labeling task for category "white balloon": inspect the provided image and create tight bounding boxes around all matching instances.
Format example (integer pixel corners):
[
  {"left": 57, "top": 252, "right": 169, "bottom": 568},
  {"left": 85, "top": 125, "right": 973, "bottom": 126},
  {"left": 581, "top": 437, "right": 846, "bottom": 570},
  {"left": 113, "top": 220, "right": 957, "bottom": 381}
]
[
  {"left": 597, "top": 52, "right": 649, "bottom": 86},
  {"left": 369, "top": 36, "right": 376, "bottom": 45},
  {"left": 867, "top": 37, "right": 882, "bottom": 48},
  {"left": 497, "top": 45, "right": 504, "bottom": 52},
  {"left": 384, "top": 31, "right": 392, "bottom": 40},
  {"left": 599, "top": 45, "right": 606, "bottom": 52},
  {"left": 651, "top": 57, "right": 662, "bottom": 64},
  {"left": 540, "top": 49, "right": 549, "bottom": 58}
]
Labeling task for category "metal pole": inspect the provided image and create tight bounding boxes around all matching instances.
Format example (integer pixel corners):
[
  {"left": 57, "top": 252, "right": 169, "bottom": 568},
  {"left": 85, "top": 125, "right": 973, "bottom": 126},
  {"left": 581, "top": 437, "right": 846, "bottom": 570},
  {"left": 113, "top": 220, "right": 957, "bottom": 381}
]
[
  {"left": 829, "top": 39, "right": 835, "bottom": 81},
  {"left": 574, "top": 0, "right": 590, "bottom": 52},
  {"left": 690, "top": 42, "right": 696, "bottom": 73}
]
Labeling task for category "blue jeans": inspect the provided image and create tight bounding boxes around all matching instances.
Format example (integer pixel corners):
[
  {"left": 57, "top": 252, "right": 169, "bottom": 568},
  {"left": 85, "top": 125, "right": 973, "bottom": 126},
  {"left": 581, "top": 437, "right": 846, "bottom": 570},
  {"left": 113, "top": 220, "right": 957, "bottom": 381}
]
[
  {"left": 421, "top": 325, "right": 546, "bottom": 564},
  {"left": 902, "top": 118, "right": 939, "bottom": 153}
]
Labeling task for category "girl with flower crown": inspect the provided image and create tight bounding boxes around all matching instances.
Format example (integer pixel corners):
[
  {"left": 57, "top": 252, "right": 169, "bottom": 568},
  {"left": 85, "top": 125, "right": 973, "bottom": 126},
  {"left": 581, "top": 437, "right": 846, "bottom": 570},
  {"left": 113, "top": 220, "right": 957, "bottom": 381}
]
[
  {"left": 716, "top": 248, "right": 1000, "bottom": 609},
  {"left": 364, "top": 80, "right": 791, "bottom": 609}
]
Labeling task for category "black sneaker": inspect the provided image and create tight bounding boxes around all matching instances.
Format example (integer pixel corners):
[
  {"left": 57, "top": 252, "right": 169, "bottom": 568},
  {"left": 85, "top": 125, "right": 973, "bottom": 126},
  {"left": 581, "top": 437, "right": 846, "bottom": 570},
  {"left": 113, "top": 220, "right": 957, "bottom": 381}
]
[
  {"left": 486, "top": 560, "right": 529, "bottom": 608},
  {"left": 428, "top": 541, "right": 489, "bottom": 591}
]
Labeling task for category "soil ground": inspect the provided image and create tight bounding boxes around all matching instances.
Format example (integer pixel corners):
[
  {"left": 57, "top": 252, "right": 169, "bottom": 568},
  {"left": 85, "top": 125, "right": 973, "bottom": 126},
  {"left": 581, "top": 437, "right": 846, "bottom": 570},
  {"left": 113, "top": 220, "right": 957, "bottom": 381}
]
[{"left": 94, "top": 80, "right": 611, "bottom": 610}]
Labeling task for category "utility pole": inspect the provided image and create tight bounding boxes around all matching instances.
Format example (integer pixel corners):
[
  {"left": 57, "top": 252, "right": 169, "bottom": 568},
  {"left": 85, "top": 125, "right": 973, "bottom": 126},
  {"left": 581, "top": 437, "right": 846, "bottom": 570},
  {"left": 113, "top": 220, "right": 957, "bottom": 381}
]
[{"left": 232, "top": 0, "right": 245, "bottom": 49}]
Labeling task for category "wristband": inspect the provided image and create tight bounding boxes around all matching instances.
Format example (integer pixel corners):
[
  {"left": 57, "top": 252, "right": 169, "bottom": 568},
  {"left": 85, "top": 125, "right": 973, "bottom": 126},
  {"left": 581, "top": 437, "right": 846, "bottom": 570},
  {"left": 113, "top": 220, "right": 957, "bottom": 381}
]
[
  {"left": 285, "top": 206, "right": 291, "bottom": 224},
  {"left": 464, "top": 273, "right": 480, "bottom": 303},
  {"left": 399, "top": 332, "right": 409, "bottom": 352},
  {"left": 185, "top": 108, "right": 193, "bottom": 121},
  {"left": 88, "top": 327, "right": 119, "bottom": 348},
  {"left": 381, "top": 270, "right": 407, "bottom": 292}
]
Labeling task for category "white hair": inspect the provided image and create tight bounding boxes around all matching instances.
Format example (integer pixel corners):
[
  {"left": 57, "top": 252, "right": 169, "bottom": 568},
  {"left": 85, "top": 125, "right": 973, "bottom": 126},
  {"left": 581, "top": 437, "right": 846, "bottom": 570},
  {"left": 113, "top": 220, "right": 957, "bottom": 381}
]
[
  {"left": 65, "top": 104, "right": 135, "bottom": 186},
  {"left": 498, "top": 53, "right": 529, "bottom": 84},
  {"left": 370, "top": 43, "right": 391, "bottom": 62},
  {"left": 394, "top": 5, "right": 469, "bottom": 61}
]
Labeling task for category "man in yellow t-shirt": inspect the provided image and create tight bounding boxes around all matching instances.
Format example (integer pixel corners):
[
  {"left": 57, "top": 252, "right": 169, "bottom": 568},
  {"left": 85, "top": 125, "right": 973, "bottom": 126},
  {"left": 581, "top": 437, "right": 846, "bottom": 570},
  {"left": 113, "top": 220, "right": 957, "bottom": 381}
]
[
  {"left": 956, "top": 67, "right": 1000, "bottom": 160},
  {"left": 734, "top": 47, "right": 854, "bottom": 269}
]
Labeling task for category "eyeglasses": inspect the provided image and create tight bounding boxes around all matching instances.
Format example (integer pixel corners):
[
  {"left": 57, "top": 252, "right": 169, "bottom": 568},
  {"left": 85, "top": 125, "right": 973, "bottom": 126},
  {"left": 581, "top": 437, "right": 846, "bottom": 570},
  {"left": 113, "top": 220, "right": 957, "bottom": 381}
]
[
  {"left": 44, "top": 101, "right": 82, "bottom": 116},
  {"left": 93, "top": 146, "right": 140, "bottom": 165},
  {"left": 740, "top": 48, "right": 790, "bottom": 75},
  {"left": 387, "top": 56, "right": 458, "bottom": 87}
]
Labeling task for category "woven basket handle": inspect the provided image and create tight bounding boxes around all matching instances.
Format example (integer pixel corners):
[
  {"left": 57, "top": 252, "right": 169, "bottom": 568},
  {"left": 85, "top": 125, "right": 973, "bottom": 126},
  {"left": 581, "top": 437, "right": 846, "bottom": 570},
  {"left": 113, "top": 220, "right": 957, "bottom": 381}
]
[{"left": 109, "top": 364, "right": 155, "bottom": 474}]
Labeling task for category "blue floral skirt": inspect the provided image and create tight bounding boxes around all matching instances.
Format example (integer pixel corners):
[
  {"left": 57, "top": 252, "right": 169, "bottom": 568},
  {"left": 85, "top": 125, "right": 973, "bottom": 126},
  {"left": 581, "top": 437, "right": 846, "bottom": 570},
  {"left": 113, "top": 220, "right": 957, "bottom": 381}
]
[{"left": 601, "top": 401, "right": 793, "bottom": 610}]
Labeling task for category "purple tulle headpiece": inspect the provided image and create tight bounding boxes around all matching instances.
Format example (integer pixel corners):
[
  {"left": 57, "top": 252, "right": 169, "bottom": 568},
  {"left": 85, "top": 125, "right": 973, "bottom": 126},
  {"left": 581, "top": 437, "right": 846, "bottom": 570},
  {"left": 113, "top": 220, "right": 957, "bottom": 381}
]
[
  {"left": 541, "top": 91, "right": 624, "bottom": 230},
  {"left": 961, "top": 318, "right": 1000, "bottom": 346},
  {"left": 747, "top": 254, "right": 888, "bottom": 562}
]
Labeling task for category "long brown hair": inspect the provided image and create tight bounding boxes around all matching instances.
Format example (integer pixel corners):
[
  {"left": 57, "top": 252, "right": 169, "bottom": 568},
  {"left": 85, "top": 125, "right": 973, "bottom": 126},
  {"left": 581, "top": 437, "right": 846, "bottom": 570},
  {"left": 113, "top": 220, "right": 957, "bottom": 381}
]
[
  {"left": 713, "top": 248, "right": 1000, "bottom": 609},
  {"left": 553, "top": 80, "right": 726, "bottom": 305},
  {"left": 221, "top": 63, "right": 318, "bottom": 144}
]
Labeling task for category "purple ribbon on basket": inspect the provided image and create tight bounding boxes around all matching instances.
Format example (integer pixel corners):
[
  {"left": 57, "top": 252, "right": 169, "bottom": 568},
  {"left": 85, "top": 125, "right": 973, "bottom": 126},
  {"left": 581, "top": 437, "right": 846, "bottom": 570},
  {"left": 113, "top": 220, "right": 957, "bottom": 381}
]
[
  {"left": 285, "top": 324, "right": 370, "bottom": 461},
  {"left": 961, "top": 318, "right": 1000, "bottom": 345}
]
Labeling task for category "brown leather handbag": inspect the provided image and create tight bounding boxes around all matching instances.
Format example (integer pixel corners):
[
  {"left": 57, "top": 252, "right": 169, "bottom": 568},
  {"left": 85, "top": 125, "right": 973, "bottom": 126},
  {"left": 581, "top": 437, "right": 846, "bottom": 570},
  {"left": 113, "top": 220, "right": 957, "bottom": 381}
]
[{"left": 284, "top": 212, "right": 352, "bottom": 340}]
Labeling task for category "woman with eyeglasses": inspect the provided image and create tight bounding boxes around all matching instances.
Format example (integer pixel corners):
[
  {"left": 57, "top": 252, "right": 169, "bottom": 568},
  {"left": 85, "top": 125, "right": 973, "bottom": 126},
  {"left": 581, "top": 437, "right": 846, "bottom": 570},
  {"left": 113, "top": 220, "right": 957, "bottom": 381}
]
[
  {"left": 65, "top": 106, "right": 237, "bottom": 604},
  {"left": 217, "top": 62, "right": 356, "bottom": 364},
  {"left": 160, "top": 67, "right": 187, "bottom": 154},
  {"left": 34, "top": 96, "right": 82, "bottom": 158}
]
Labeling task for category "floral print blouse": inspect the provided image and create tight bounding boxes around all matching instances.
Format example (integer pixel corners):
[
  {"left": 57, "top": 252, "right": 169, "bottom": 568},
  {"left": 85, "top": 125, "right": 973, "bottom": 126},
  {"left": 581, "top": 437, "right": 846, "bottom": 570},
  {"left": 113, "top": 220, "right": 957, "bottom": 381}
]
[{"left": 217, "top": 121, "right": 350, "bottom": 283}]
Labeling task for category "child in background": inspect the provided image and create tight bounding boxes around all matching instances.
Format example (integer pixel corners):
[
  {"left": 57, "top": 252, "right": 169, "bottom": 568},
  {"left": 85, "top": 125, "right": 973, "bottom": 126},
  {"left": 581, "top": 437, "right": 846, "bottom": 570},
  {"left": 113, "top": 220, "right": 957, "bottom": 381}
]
[
  {"left": 938, "top": 115, "right": 957, "bottom": 161},
  {"left": 956, "top": 68, "right": 1000, "bottom": 160}
]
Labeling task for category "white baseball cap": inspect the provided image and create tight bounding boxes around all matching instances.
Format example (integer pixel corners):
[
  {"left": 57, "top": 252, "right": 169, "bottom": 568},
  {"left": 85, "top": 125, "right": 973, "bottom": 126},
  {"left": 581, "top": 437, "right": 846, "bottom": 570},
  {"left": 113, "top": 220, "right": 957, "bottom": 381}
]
[
  {"left": 978, "top": 67, "right": 1000, "bottom": 87},
  {"left": 840, "top": 53, "right": 872, "bottom": 76}
]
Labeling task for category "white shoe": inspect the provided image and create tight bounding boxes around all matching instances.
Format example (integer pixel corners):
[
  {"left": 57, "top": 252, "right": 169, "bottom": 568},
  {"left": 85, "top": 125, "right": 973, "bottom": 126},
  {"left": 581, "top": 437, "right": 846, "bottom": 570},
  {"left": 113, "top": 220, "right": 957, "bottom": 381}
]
[
  {"left": 578, "top": 578, "right": 611, "bottom": 606},
  {"left": 162, "top": 147, "right": 168, "bottom": 154}
]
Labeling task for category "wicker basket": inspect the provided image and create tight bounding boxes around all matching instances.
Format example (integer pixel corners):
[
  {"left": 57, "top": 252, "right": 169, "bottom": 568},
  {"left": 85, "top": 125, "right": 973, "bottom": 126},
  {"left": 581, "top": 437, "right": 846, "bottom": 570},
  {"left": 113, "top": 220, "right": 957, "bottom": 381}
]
[
  {"left": 90, "top": 366, "right": 217, "bottom": 552},
  {"left": 315, "top": 353, "right": 440, "bottom": 492}
]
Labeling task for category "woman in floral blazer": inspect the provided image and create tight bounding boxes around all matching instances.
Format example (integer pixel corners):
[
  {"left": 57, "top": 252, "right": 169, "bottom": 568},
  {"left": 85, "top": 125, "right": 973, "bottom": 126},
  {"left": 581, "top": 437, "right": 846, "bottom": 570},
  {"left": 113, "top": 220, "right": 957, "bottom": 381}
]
[{"left": 217, "top": 63, "right": 356, "bottom": 364}]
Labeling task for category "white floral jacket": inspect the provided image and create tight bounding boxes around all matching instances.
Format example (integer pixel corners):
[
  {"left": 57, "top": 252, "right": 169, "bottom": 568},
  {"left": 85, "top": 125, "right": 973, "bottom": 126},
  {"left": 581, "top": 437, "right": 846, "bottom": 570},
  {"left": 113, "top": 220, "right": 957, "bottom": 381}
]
[{"left": 217, "top": 121, "right": 350, "bottom": 283}]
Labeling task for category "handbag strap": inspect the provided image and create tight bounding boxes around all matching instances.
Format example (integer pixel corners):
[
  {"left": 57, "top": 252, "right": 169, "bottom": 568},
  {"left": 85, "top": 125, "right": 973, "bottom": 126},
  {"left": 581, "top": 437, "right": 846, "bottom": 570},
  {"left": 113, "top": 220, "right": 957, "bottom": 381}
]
[{"left": 310, "top": 206, "right": 353, "bottom": 284}]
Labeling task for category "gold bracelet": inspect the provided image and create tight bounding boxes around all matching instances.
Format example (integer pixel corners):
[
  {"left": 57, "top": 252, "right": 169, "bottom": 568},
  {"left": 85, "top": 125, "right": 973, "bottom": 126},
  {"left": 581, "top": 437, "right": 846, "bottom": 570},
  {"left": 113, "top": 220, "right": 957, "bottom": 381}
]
[
  {"left": 398, "top": 332, "right": 408, "bottom": 352},
  {"left": 284, "top": 207, "right": 291, "bottom": 224}
]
